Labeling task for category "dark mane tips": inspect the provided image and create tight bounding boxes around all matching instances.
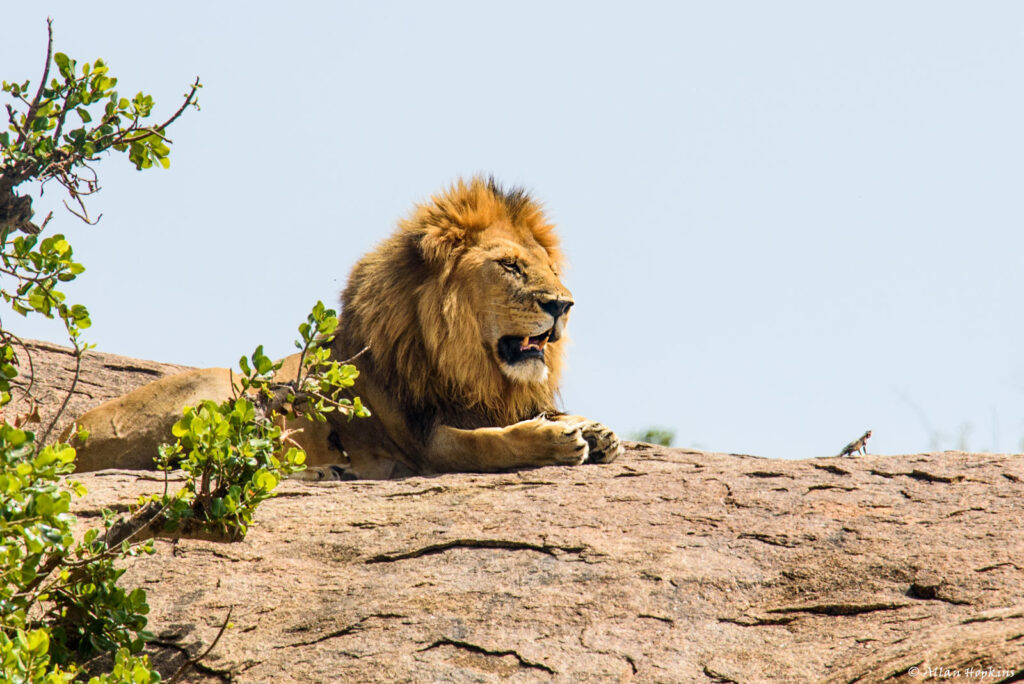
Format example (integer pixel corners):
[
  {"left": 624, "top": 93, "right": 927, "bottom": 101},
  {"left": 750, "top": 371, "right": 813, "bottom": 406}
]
[{"left": 486, "top": 176, "right": 533, "bottom": 223}]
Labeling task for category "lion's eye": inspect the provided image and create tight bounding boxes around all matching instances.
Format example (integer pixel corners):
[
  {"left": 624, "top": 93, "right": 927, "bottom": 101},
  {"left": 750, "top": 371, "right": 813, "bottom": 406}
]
[{"left": 499, "top": 259, "right": 523, "bottom": 276}]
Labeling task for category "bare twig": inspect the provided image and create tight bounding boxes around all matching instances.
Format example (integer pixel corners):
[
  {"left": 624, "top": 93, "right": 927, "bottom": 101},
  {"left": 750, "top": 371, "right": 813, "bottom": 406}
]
[
  {"left": 4, "top": 104, "right": 24, "bottom": 138},
  {"left": 115, "top": 127, "right": 174, "bottom": 146},
  {"left": 294, "top": 347, "right": 310, "bottom": 386},
  {"left": 167, "top": 606, "right": 233, "bottom": 684},
  {"left": 228, "top": 367, "right": 241, "bottom": 401},
  {"left": 16, "top": 19, "right": 54, "bottom": 147},
  {"left": 0, "top": 329, "right": 37, "bottom": 402},
  {"left": 158, "top": 77, "right": 202, "bottom": 131},
  {"left": 49, "top": 69, "right": 81, "bottom": 146},
  {"left": 40, "top": 337, "right": 82, "bottom": 443},
  {"left": 103, "top": 77, "right": 200, "bottom": 149},
  {"left": 340, "top": 346, "right": 369, "bottom": 366},
  {"left": 294, "top": 343, "right": 366, "bottom": 391},
  {"left": 61, "top": 196, "right": 101, "bottom": 225}
]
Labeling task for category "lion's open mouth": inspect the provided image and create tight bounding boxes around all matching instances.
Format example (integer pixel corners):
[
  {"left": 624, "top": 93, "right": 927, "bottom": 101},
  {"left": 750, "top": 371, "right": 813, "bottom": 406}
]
[{"left": 498, "top": 330, "right": 552, "bottom": 365}]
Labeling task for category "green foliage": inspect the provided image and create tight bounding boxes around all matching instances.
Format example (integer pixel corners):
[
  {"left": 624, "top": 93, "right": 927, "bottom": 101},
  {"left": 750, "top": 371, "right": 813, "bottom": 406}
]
[
  {"left": 157, "top": 390, "right": 302, "bottom": 540},
  {"left": 0, "top": 628, "right": 75, "bottom": 683},
  {"left": 1, "top": 25, "right": 368, "bottom": 682},
  {"left": 0, "top": 301, "right": 368, "bottom": 681},
  {"left": 289, "top": 301, "right": 370, "bottom": 423},
  {"left": 155, "top": 302, "right": 369, "bottom": 540},
  {"left": 0, "top": 425, "right": 158, "bottom": 682},
  {"left": 632, "top": 427, "right": 675, "bottom": 447},
  {"left": 2, "top": 232, "right": 89, "bottom": 322},
  {"left": 0, "top": 631, "right": 161, "bottom": 683},
  {"left": 1, "top": 21, "right": 198, "bottom": 417},
  {"left": 1, "top": 40, "right": 200, "bottom": 179},
  {"left": 0, "top": 24, "right": 199, "bottom": 682}
]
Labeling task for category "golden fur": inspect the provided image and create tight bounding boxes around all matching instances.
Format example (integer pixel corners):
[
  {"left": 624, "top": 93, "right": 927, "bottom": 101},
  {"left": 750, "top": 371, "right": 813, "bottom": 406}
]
[
  {"left": 324, "top": 177, "right": 621, "bottom": 478},
  {"left": 63, "top": 354, "right": 338, "bottom": 472},
  {"left": 341, "top": 179, "right": 562, "bottom": 421}
]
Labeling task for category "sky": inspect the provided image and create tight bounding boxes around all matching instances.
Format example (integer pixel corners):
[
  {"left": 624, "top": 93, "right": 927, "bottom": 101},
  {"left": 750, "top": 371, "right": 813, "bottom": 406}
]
[{"left": 3, "top": 2, "right": 1024, "bottom": 459}]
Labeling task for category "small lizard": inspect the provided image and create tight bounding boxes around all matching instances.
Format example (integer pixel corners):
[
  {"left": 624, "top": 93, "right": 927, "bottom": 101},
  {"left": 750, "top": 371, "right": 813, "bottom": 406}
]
[{"left": 838, "top": 429, "right": 872, "bottom": 457}]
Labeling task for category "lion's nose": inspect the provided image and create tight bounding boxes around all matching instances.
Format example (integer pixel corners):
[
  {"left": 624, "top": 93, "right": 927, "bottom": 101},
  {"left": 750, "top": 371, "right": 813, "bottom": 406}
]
[{"left": 539, "top": 298, "right": 573, "bottom": 319}]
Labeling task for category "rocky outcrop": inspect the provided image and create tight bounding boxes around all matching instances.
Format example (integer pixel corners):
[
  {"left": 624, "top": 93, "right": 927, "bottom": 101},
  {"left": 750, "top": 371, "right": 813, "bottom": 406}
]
[
  {"left": 11, "top": 342, "right": 1024, "bottom": 681},
  {"left": 5, "top": 339, "right": 190, "bottom": 439}
]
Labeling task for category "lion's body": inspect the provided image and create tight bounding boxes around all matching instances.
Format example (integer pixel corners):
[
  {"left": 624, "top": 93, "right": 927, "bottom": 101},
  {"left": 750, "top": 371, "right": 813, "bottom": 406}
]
[
  {"left": 62, "top": 355, "right": 339, "bottom": 471},
  {"left": 67, "top": 178, "right": 621, "bottom": 478},
  {"left": 62, "top": 368, "right": 237, "bottom": 471}
]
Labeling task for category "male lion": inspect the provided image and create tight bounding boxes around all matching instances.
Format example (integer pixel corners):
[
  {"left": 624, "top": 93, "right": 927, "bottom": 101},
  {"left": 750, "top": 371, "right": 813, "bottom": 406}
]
[{"left": 66, "top": 177, "right": 622, "bottom": 479}]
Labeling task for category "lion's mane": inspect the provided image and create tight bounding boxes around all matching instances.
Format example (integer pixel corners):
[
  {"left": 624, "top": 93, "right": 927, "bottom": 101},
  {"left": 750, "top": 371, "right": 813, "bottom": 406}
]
[{"left": 333, "top": 177, "right": 565, "bottom": 437}]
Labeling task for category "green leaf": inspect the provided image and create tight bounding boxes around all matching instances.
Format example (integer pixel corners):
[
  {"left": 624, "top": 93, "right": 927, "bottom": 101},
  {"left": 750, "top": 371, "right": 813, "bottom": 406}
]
[
  {"left": 35, "top": 492, "right": 54, "bottom": 515},
  {"left": 54, "top": 445, "right": 76, "bottom": 464},
  {"left": 23, "top": 529, "right": 44, "bottom": 554},
  {"left": 6, "top": 428, "right": 28, "bottom": 447},
  {"left": 24, "top": 628, "right": 48, "bottom": 656},
  {"left": 171, "top": 417, "right": 190, "bottom": 438},
  {"left": 252, "top": 345, "right": 273, "bottom": 375},
  {"left": 318, "top": 315, "right": 339, "bottom": 335},
  {"left": 54, "top": 52, "right": 72, "bottom": 77},
  {"left": 210, "top": 497, "right": 226, "bottom": 518},
  {"left": 254, "top": 470, "right": 278, "bottom": 491}
]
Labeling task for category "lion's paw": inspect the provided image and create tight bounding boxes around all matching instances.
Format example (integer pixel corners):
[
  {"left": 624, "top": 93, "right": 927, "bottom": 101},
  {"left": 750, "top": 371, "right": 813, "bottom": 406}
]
[
  {"left": 527, "top": 417, "right": 589, "bottom": 466},
  {"left": 557, "top": 416, "right": 623, "bottom": 464},
  {"left": 581, "top": 422, "right": 623, "bottom": 464}
]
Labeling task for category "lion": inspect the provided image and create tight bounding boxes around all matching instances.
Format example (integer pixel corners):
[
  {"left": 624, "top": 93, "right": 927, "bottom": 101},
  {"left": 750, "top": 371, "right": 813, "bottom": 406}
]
[
  {"left": 65, "top": 177, "right": 622, "bottom": 478},
  {"left": 61, "top": 353, "right": 339, "bottom": 472}
]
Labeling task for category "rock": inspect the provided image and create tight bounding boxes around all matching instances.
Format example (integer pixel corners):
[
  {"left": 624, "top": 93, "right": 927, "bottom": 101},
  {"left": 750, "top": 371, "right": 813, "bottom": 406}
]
[
  {"left": 12, "top": 341, "right": 1024, "bottom": 681},
  {"left": 4, "top": 339, "right": 191, "bottom": 441}
]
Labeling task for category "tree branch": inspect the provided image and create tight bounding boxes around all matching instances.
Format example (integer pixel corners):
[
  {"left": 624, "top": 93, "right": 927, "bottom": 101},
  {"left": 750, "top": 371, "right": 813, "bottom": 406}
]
[
  {"left": 39, "top": 336, "right": 81, "bottom": 444},
  {"left": 16, "top": 19, "right": 54, "bottom": 147},
  {"left": 157, "top": 77, "right": 202, "bottom": 131},
  {"left": 167, "top": 607, "right": 234, "bottom": 684}
]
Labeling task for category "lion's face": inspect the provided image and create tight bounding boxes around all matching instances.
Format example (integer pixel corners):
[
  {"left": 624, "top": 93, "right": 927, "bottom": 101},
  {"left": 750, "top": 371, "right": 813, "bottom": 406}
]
[
  {"left": 341, "top": 178, "right": 570, "bottom": 421},
  {"left": 455, "top": 223, "right": 573, "bottom": 384}
]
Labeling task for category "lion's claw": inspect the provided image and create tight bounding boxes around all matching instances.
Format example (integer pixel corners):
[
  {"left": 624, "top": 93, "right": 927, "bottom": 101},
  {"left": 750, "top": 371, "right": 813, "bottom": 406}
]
[
  {"left": 535, "top": 419, "right": 589, "bottom": 465},
  {"left": 554, "top": 415, "right": 622, "bottom": 464},
  {"left": 581, "top": 422, "right": 623, "bottom": 464}
]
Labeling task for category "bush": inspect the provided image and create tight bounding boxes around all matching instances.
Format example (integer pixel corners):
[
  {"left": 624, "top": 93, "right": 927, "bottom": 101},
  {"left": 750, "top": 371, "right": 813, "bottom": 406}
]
[
  {"left": 1, "top": 23, "right": 366, "bottom": 681},
  {"left": 0, "top": 418, "right": 158, "bottom": 680}
]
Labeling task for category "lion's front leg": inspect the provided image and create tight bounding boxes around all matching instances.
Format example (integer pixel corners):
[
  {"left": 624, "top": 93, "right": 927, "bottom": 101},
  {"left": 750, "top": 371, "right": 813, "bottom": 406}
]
[{"left": 424, "top": 417, "right": 589, "bottom": 473}]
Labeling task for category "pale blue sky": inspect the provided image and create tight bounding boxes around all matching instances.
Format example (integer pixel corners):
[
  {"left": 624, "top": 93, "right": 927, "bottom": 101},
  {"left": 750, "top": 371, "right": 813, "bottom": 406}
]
[{"left": 4, "top": 2, "right": 1024, "bottom": 458}]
